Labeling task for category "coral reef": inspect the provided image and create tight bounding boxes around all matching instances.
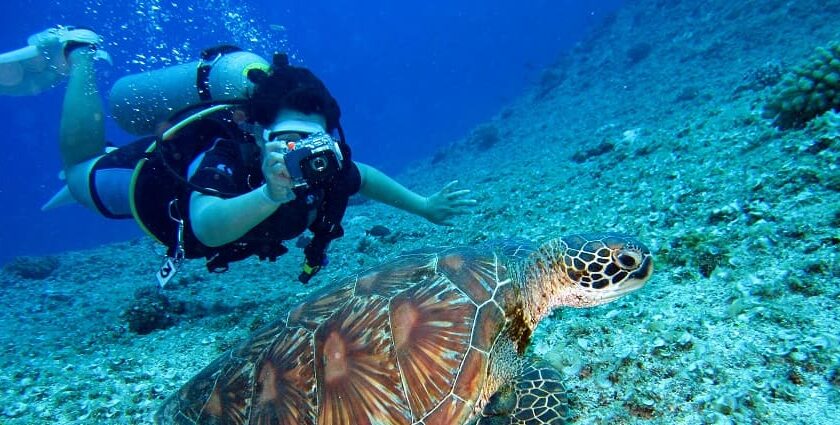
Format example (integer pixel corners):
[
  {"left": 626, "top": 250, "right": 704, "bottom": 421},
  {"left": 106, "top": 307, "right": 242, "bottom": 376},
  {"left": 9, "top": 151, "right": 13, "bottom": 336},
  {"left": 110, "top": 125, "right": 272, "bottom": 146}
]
[
  {"left": 3, "top": 256, "right": 60, "bottom": 280},
  {"left": 764, "top": 43, "right": 840, "bottom": 129},
  {"left": 122, "top": 286, "right": 184, "bottom": 335}
]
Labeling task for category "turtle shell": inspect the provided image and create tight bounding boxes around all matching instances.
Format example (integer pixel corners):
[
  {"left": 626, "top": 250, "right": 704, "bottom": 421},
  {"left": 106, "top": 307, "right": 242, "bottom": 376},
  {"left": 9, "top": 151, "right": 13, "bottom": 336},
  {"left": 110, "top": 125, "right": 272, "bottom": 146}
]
[{"left": 156, "top": 242, "right": 532, "bottom": 425}]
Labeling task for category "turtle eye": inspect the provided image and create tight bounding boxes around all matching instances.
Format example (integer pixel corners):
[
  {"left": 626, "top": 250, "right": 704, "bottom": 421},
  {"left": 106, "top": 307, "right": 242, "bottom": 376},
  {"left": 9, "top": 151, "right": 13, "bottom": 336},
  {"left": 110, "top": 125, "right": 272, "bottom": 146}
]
[{"left": 615, "top": 250, "right": 642, "bottom": 270}]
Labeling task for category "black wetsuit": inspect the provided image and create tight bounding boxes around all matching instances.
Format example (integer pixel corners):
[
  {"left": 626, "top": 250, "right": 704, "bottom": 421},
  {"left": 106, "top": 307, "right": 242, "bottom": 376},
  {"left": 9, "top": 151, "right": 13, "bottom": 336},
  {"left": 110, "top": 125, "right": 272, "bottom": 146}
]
[
  {"left": 95, "top": 116, "right": 360, "bottom": 273},
  {"left": 186, "top": 136, "right": 361, "bottom": 271}
]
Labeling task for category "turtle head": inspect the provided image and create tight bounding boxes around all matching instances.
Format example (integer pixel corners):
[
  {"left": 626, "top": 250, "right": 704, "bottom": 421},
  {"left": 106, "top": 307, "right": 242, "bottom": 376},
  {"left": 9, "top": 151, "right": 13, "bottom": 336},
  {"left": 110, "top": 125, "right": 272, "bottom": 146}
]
[{"left": 519, "top": 233, "right": 653, "bottom": 324}]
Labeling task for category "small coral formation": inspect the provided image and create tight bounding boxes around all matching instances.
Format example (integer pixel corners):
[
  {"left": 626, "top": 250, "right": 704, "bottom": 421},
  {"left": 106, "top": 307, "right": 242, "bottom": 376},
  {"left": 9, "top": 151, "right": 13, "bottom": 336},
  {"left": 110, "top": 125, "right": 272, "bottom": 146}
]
[
  {"left": 627, "top": 42, "right": 653, "bottom": 65},
  {"left": 122, "top": 286, "right": 184, "bottom": 335},
  {"left": 764, "top": 43, "right": 840, "bottom": 129},
  {"left": 430, "top": 148, "right": 448, "bottom": 164},
  {"left": 468, "top": 123, "right": 501, "bottom": 151},
  {"left": 3, "top": 256, "right": 60, "bottom": 280},
  {"left": 675, "top": 86, "right": 701, "bottom": 102},
  {"left": 536, "top": 67, "right": 567, "bottom": 99},
  {"left": 365, "top": 225, "right": 392, "bottom": 238},
  {"left": 657, "top": 230, "right": 730, "bottom": 279},
  {"left": 571, "top": 141, "right": 614, "bottom": 163},
  {"left": 735, "top": 60, "right": 784, "bottom": 94}
]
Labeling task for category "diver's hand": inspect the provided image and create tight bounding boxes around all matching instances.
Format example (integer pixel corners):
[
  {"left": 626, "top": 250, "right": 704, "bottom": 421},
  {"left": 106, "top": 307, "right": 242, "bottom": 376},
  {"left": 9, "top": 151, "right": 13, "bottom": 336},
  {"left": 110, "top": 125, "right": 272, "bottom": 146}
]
[
  {"left": 422, "top": 180, "right": 477, "bottom": 226},
  {"left": 261, "top": 141, "right": 296, "bottom": 204}
]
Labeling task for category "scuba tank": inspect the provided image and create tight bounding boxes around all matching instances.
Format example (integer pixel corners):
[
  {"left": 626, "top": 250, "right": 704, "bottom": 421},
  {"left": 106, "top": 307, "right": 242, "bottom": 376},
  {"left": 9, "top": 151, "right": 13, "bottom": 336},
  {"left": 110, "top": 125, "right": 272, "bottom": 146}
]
[{"left": 109, "top": 46, "right": 269, "bottom": 135}]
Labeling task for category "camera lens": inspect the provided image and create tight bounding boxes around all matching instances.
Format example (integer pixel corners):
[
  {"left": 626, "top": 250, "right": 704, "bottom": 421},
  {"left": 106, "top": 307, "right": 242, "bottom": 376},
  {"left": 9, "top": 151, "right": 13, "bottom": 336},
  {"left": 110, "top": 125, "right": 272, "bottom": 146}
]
[{"left": 309, "top": 156, "right": 328, "bottom": 172}]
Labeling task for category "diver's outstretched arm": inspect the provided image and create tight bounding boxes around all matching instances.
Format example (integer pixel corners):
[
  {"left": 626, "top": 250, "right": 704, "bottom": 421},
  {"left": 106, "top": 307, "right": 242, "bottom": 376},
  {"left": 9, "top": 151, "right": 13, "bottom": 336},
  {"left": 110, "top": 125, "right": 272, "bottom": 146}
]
[
  {"left": 59, "top": 48, "right": 105, "bottom": 168},
  {"left": 355, "top": 161, "right": 476, "bottom": 226}
]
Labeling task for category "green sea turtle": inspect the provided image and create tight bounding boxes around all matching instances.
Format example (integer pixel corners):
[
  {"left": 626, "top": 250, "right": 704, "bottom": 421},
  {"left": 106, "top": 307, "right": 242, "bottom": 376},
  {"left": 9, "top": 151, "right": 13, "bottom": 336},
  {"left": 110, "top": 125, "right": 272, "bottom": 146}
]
[{"left": 156, "top": 233, "right": 653, "bottom": 424}]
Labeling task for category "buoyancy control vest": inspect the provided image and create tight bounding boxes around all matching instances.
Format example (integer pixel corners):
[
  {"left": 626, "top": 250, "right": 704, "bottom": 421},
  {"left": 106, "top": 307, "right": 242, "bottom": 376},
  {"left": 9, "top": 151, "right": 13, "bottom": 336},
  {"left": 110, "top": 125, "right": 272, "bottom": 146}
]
[{"left": 130, "top": 105, "right": 354, "bottom": 286}]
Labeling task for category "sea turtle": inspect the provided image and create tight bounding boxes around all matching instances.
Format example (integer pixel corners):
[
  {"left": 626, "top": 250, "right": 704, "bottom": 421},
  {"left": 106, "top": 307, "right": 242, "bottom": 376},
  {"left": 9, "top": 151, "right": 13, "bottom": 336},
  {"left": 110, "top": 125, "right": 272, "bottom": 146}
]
[{"left": 156, "top": 232, "right": 653, "bottom": 424}]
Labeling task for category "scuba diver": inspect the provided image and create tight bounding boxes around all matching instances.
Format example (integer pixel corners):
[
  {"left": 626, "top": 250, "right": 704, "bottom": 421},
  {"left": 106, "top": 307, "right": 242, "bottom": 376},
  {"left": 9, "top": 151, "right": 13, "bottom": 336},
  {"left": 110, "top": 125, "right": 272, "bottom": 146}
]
[{"left": 4, "top": 26, "right": 476, "bottom": 285}]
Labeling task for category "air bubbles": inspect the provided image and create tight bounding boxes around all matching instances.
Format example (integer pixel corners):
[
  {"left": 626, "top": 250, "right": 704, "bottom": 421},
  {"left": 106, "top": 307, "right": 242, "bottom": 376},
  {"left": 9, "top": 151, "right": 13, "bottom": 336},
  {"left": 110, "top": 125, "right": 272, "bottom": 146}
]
[{"left": 79, "top": 0, "right": 289, "bottom": 73}]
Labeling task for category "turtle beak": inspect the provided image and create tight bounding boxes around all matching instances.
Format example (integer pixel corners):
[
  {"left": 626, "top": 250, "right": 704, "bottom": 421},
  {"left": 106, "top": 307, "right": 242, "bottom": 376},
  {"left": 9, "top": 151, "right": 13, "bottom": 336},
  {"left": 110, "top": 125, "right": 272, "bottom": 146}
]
[
  {"left": 625, "top": 255, "right": 654, "bottom": 290},
  {"left": 581, "top": 252, "right": 653, "bottom": 306}
]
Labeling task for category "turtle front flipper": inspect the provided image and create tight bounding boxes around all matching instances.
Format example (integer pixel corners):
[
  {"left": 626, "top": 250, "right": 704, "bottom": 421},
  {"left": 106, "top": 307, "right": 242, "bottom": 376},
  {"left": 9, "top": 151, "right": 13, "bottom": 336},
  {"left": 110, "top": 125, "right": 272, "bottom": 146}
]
[{"left": 476, "top": 359, "right": 571, "bottom": 425}]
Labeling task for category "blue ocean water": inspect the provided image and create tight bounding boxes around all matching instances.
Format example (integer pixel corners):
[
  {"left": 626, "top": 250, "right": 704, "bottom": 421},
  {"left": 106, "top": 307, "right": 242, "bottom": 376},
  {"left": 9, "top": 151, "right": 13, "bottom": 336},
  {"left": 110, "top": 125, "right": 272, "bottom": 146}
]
[{"left": 0, "top": 0, "right": 622, "bottom": 264}]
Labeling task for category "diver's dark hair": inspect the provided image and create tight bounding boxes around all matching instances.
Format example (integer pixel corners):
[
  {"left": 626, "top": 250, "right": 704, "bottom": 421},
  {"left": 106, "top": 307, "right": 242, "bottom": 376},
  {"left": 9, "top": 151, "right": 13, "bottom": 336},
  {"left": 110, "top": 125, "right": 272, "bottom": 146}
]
[{"left": 245, "top": 53, "right": 341, "bottom": 131}]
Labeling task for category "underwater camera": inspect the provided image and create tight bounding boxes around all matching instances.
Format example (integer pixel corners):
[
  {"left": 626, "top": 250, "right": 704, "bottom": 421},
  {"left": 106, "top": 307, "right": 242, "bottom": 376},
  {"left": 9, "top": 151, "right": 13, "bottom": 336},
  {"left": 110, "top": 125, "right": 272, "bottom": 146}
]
[{"left": 283, "top": 132, "right": 344, "bottom": 189}]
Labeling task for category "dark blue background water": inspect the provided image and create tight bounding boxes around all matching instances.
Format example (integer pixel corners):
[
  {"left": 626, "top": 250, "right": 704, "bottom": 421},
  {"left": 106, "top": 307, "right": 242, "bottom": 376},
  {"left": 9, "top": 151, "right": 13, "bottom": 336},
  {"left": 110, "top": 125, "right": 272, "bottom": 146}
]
[{"left": 0, "top": 0, "right": 622, "bottom": 264}]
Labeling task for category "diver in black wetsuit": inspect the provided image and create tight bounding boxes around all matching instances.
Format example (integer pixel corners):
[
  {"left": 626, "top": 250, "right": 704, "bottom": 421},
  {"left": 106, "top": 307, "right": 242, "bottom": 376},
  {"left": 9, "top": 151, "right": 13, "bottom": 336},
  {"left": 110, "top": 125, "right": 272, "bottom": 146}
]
[{"left": 42, "top": 28, "right": 476, "bottom": 284}]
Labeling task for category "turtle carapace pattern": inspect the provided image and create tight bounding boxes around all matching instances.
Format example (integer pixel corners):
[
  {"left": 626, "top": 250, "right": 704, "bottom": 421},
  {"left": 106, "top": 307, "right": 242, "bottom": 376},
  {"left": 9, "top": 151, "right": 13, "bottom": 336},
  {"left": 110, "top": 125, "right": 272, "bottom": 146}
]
[{"left": 156, "top": 233, "right": 653, "bottom": 425}]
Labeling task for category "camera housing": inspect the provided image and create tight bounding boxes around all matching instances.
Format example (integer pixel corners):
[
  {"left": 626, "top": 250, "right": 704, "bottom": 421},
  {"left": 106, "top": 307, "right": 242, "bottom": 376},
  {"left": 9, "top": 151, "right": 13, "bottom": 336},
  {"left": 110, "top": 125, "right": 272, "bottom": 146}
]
[{"left": 282, "top": 132, "right": 344, "bottom": 189}]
